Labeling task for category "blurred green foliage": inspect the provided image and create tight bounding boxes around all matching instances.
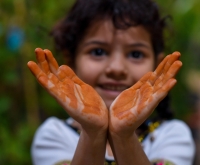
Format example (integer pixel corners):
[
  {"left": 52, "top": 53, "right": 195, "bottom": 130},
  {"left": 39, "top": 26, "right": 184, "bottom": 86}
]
[
  {"left": 156, "top": 0, "right": 200, "bottom": 119},
  {"left": 0, "top": 0, "right": 200, "bottom": 164}
]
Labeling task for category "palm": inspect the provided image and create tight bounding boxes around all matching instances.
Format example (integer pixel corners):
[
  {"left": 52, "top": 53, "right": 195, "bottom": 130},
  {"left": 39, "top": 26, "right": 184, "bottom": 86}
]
[
  {"left": 27, "top": 48, "right": 108, "bottom": 130},
  {"left": 109, "top": 52, "right": 182, "bottom": 135}
]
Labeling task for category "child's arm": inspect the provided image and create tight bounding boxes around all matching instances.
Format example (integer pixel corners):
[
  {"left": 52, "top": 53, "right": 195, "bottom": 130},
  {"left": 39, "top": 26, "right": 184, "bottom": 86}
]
[
  {"left": 108, "top": 52, "right": 182, "bottom": 165},
  {"left": 27, "top": 48, "right": 108, "bottom": 165}
]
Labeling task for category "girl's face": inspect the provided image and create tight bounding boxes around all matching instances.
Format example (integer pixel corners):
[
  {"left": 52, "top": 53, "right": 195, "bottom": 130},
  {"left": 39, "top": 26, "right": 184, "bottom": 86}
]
[{"left": 75, "top": 20, "right": 163, "bottom": 108}]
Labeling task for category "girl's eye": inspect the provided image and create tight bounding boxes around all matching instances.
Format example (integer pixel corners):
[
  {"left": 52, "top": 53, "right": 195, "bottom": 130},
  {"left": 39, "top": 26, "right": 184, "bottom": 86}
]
[
  {"left": 90, "top": 48, "right": 107, "bottom": 56},
  {"left": 128, "top": 51, "right": 144, "bottom": 59}
]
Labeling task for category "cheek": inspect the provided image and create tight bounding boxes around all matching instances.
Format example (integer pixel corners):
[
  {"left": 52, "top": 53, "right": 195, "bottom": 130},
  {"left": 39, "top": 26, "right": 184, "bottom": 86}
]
[
  {"left": 75, "top": 59, "right": 104, "bottom": 87},
  {"left": 130, "top": 62, "right": 155, "bottom": 82}
]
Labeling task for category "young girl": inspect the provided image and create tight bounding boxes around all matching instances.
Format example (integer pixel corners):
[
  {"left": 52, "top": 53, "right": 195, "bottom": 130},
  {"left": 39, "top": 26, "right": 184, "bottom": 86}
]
[{"left": 28, "top": 0, "right": 195, "bottom": 165}]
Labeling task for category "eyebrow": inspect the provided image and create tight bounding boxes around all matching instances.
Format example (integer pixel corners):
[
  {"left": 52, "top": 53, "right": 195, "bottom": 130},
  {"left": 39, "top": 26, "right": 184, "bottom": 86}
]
[
  {"left": 81, "top": 41, "right": 108, "bottom": 47},
  {"left": 127, "top": 43, "right": 151, "bottom": 49},
  {"left": 81, "top": 40, "right": 151, "bottom": 49}
]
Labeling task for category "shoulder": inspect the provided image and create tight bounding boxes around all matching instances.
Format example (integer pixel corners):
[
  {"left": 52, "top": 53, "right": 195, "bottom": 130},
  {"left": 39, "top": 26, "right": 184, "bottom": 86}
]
[
  {"left": 156, "top": 119, "right": 195, "bottom": 147},
  {"left": 143, "top": 119, "right": 195, "bottom": 165},
  {"left": 158, "top": 119, "right": 192, "bottom": 135},
  {"left": 151, "top": 119, "right": 194, "bottom": 146},
  {"left": 33, "top": 116, "right": 79, "bottom": 142},
  {"left": 37, "top": 116, "right": 64, "bottom": 129},
  {"left": 31, "top": 117, "right": 79, "bottom": 165},
  {"left": 34, "top": 117, "right": 66, "bottom": 138}
]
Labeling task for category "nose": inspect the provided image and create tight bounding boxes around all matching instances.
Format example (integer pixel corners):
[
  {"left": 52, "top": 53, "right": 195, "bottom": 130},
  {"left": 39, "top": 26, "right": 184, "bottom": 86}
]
[{"left": 105, "top": 53, "right": 127, "bottom": 80}]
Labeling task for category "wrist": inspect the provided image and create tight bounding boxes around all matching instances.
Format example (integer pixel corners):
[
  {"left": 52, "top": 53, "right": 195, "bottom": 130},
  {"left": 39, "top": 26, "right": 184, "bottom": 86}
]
[
  {"left": 81, "top": 127, "right": 107, "bottom": 142},
  {"left": 108, "top": 133, "right": 151, "bottom": 165},
  {"left": 108, "top": 130, "right": 137, "bottom": 144},
  {"left": 108, "top": 123, "right": 137, "bottom": 140},
  {"left": 71, "top": 125, "right": 107, "bottom": 165}
]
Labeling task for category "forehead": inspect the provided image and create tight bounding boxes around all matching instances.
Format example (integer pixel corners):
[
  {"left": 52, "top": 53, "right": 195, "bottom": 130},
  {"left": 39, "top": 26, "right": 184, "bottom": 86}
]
[{"left": 81, "top": 19, "right": 152, "bottom": 46}]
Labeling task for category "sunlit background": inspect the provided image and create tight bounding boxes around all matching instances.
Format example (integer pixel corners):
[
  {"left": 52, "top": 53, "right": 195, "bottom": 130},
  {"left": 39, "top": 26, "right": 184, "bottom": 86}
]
[{"left": 0, "top": 0, "right": 200, "bottom": 164}]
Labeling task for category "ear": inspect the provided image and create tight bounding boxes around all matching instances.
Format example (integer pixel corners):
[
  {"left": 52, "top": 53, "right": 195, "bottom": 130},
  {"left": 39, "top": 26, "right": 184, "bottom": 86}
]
[{"left": 156, "top": 52, "right": 165, "bottom": 66}]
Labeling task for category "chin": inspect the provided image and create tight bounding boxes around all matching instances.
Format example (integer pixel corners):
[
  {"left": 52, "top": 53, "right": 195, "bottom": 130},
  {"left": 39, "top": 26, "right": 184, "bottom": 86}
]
[{"left": 105, "top": 100, "right": 114, "bottom": 109}]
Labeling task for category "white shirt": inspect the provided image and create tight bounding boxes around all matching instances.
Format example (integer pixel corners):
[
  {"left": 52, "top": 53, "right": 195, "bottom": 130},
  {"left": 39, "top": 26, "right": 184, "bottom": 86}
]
[{"left": 31, "top": 117, "right": 195, "bottom": 165}]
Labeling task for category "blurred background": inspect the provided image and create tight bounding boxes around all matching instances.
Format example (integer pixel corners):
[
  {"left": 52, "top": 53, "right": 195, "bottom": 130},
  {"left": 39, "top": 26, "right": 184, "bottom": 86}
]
[{"left": 0, "top": 0, "right": 200, "bottom": 164}]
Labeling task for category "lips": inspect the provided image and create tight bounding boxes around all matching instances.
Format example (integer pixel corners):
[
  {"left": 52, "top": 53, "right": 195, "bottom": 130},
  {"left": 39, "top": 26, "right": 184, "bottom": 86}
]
[
  {"left": 97, "top": 83, "right": 130, "bottom": 98},
  {"left": 96, "top": 83, "right": 130, "bottom": 107},
  {"left": 99, "top": 84, "right": 129, "bottom": 91}
]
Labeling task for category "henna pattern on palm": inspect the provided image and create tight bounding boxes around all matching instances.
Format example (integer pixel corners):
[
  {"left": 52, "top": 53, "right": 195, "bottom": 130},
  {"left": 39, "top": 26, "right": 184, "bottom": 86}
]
[
  {"left": 27, "top": 48, "right": 108, "bottom": 129},
  {"left": 109, "top": 52, "right": 182, "bottom": 134},
  {"left": 27, "top": 48, "right": 182, "bottom": 135}
]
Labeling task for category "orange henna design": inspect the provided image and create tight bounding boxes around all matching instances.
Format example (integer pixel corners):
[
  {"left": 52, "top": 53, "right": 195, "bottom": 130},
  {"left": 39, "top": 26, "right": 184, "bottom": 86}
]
[
  {"left": 57, "top": 65, "right": 105, "bottom": 115},
  {"left": 44, "top": 49, "right": 59, "bottom": 74},
  {"left": 27, "top": 48, "right": 107, "bottom": 123},
  {"left": 111, "top": 72, "right": 153, "bottom": 120},
  {"left": 110, "top": 52, "right": 182, "bottom": 124}
]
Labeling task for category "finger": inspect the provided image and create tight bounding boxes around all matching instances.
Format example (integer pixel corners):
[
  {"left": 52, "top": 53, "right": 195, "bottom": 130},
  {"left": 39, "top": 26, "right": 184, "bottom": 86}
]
[
  {"left": 144, "top": 78, "right": 177, "bottom": 115},
  {"left": 27, "top": 61, "right": 49, "bottom": 86},
  {"left": 162, "top": 51, "right": 181, "bottom": 76},
  {"left": 57, "top": 65, "right": 75, "bottom": 80},
  {"left": 130, "top": 72, "right": 152, "bottom": 90},
  {"left": 58, "top": 65, "right": 85, "bottom": 85},
  {"left": 147, "top": 55, "right": 171, "bottom": 86},
  {"left": 162, "top": 60, "right": 182, "bottom": 82},
  {"left": 137, "top": 80, "right": 177, "bottom": 118},
  {"left": 35, "top": 48, "right": 50, "bottom": 74},
  {"left": 44, "top": 49, "right": 59, "bottom": 75},
  {"left": 153, "top": 60, "right": 182, "bottom": 92},
  {"left": 149, "top": 51, "right": 181, "bottom": 85},
  {"left": 154, "top": 78, "right": 177, "bottom": 103},
  {"left": 27, "top": 61, "right": 59, "bottom": 89},
  {"left": 154, "top": 54, "right": 171, "bottom": 77},
  {"left": 27, "top": 61, "right": 43, "bottom": 78},
  {"left": 137, "top": 79, "right": 176, "bottom": 121}
]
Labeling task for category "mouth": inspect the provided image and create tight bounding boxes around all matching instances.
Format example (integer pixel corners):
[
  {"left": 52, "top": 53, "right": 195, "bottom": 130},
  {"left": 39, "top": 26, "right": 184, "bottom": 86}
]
[
  {"left": 99, "top": 84, "right": 129, "bottom": 92},
  {"left": 96, "top": 84, "right": 131, "bottom": 107}
]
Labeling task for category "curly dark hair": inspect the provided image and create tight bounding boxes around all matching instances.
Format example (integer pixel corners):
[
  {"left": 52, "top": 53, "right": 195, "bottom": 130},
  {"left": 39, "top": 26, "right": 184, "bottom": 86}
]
[
  {"left": 51, "top": 0, "right": 167, "bottom": 65},
  {"left": 51, "top": 0, "right": 173, "bottom": 121}
]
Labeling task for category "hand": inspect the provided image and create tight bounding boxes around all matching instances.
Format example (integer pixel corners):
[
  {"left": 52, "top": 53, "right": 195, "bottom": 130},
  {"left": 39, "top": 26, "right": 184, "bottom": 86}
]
[
  {"left": 27, "top": 48, "right": 108, "bottom": 134},
  {"left": 109, "top": 52, "right": 182, "bottom": 137}
]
